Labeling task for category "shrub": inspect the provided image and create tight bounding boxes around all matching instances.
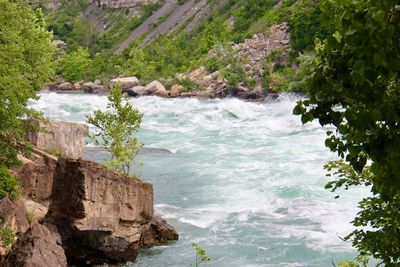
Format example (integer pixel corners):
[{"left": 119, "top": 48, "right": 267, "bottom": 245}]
[
  {"left": 223, "top": 64, "right": 246, "bottom": 91},
  {"left": 0, "top": 167, "right": 19, "bottom": 200},
  {"left": 0, "top": 225, "right": 16, "bottom": 253},
  {"left": 86, "top": 84, "right": 143, "bottom": 176},
  {"left": 57, "top": 47, "right": 91, "bottom": 82}
]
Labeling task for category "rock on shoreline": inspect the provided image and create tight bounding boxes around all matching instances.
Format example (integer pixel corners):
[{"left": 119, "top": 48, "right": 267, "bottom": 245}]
[{"left": 1, "top": 120, "right": 178, "bottom": 266}]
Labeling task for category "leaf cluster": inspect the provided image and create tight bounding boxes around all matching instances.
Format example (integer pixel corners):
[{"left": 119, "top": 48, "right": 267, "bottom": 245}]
[
  {"left": 294, "top": 0, "right": 400, "bottom": 199},
  {"left": 192, "top": 243, "right": 211, "bottom": 266},
  {"left": 0, "top": 0, "right": 54, "bottom": 168},
  {"left": 86, "top": 84, "right": 143, "bottom": 176},
  {"left": 294, "top": 0, "right": 400, "bottom": 264},
  {"left": 0, "top": 223, "right": 16, "bottom": 253}
]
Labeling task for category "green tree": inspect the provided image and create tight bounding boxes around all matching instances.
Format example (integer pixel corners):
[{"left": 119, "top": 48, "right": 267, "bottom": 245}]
[
  {"left": 288, "top": 0, "right": 331, "bottom": 53},
  {"left": 294, "top": 0, "right": 400, "bottom": 264},
  {"left": 192, "top": 243, "right": 211, "bottom": 267},
  {"left": 57, "top": 47, "right": 91, "bottom": 82},
  {"left": 0, "top": 0, "right": 54, "bottom": 168},
  {"left": 86, "top": 84, "right": 143, "bottom": 176}
]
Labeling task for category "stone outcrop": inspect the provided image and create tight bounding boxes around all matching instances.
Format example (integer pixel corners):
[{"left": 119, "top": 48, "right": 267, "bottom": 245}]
[
  {"left": 127, "top": 85, "right": 146, "bottom": 96},
  {"left": 144, "top": 81, "right": 168, "bottom": 98},
  {"left": 2, "top": 223, "right": 67, "bottom": 267},
  {"left": 8, "top": 120, "right": 178, "bottom": 265},
  {"left": 170, "top": 84, "right": 184, "bottom": 97},
  {"left": 140, "top": 215, "right": 179, "bottom": 248},
  {"left": 24, "top": 200, "right": 48, "bottom": 223},
  {"left": 232, "top": 22, "right": 290, "bottom": 72},
  {"left": 46, "top": 158, "right": 177, "bottom": 264},
  {"left": 82, "top": 82, "right": 108, "bottom": 94},
  {"left": 57, "top": 82, "right": 72, "bottom": 91},
  {"left": 27, "top": 120, "right": 88, "bottom": 159},
  {"left": 0, "top": 197, "right": 29, "bottom": 236},
  {"left": 13, "top": 153, "right": 57, "bottom": 204}
]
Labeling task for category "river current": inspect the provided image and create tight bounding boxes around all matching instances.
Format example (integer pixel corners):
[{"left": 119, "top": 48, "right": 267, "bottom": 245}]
[{"left": 29, "top": 92, "right": 367, "bottom": 267}]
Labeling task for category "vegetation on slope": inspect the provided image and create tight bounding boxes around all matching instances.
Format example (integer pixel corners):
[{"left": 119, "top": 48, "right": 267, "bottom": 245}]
[
  {"left": 0, "top": 0, "right": 55, "bottom": 251},
  {"left": 45, "top": 0, "right": 329, "bottom": 92}
]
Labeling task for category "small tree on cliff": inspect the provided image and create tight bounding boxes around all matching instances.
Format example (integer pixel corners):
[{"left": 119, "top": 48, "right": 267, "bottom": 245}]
[{"left": 86, "top": 84, "right": 143, "bottom": 176}]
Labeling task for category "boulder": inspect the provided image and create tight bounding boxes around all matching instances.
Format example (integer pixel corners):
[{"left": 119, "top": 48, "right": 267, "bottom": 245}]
[
  {"left": 170, "top": 84, "right": 184, "bottom": 97},
  {"left": 193, "top": 90, "right": 214, "bottom": 99},
  {"left": 236, "top": 85, "right": 250, "bottom": 92},
  {"left": 140, "top": 215, "right": 179, "bottom": 248},
  {"left": 190, "top": 67, "right": 206, "bottom": 80},
  {"left": 202, "top": 75, "right": 213, "bottom": 87},
  {"left": 46, "top": 158, "right": 155, "bottom": 263},
  {"left": 237, "top": 91, "right": 259, "bottom": 100},
  {"left": 2, "top": 222, "right": 67, "bottom": 267},
  {"left": 110, "top": 77, "right": 139, "bottom": 90},
  {"left": 126, "top": 86, "right": 146, "bottom": 97},
  {"left": 94, "top": 79, "right": 102, "bottom": 85},
  {"left": 144, "top": 81, "right": 168, "bottom": 98},
  {"left": 0, "top": 197, "right": 29, "bottom": 236},
  {"left": 82, "top": 82, "right": 107, "bottom": 94},
  {"left": 27, "top": 120, "right": 88, "bottom": 160},
  {"left": 14, "top": 154, "right": 57, "bottom": 203},
  {"left": 53, "top": 40, "right": 67, "bottom": 50},
  {"left": 72, "top": 82, "right": 82, "bottom": 90},
  {"left": 58, "top": 82, "right": 73, "bottom": 91},
  {"left": 24, "top": 200, "right": 48, "bottom": 223}
]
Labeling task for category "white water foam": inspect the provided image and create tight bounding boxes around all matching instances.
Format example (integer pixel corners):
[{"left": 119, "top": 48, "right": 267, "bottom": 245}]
[{"left": 30, "top": 93, "right": 369, "bottom": 266}]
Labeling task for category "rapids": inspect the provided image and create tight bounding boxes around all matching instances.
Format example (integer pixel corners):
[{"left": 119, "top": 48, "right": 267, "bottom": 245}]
[{"left": 29, "top": 93, "right": 368, "bottom": 266}]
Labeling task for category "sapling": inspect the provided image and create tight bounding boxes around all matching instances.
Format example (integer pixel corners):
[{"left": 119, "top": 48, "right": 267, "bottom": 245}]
[{"left": 86, "top": 84, "right": 143, "bottom": 176}]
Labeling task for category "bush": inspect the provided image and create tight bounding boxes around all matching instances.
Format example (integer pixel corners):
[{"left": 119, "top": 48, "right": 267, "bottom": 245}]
[
  {"left": 288, "top": 0, "right": 332, "bottom": 53},
  {"left": 86, "top": 84, "right": 143, "bottom": 176},
  {"left": 0, "top": 225, "right": 16, "bottom": 253},
  {"left": 223, "top": 64, "right": 246, "bottom": 91},
  {"left": 0, "top": 167, "right": 19, "bottom": 200},
  {"left": 57, "top": 47, "right": 91, "bottom": 82}
]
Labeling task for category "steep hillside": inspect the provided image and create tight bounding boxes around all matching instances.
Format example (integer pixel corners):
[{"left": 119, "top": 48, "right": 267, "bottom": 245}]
[{"left": 39, "top": 0, "right": 329, "bottom": 96}]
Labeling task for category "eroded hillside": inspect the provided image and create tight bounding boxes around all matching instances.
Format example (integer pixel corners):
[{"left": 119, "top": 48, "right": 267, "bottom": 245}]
[{"left": 38, "top": 0, "right": 329, "bottom": 95}]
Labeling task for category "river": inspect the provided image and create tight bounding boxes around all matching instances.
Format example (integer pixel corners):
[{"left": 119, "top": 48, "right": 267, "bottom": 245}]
[{"left": 29, "top": 92, "right": 367, "bottom": 266}]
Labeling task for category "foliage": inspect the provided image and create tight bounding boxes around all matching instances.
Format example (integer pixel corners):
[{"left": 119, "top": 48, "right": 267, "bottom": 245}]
[
  {"left": 222, "top": 64, "right": 247, "bottom": 91},
  {"left": 338, "top": 261, "right": 361, "bottom": 267},
  {"left": 46, "top": 0, "right": 90, "bottom": 41},
  {"left": 267, "top": 68, "right": 296, "bottom": 92},
  {"left": 0, "top": 0, "right": 54, "bottom": 168},
  {"left": 57, "top": 47, "right": 91, "bottom": 82},
  {"left": 0, "top": 167, "right": 19, "bottom": 200},
  {"left": 0, "top": 224, "right": 16, "bottom": 253},
  {"left": 294, "top": 0, "right": 400, "bottom": 264},
  {"left": 86, "top": 84, "right": 143, "bottom": 176},
  {"left": 192, "top": 243, "right": 211, "bottom": 266},
  {"left": 232, "top": 0, "right": 277, "bottom": 41},
  {"left": 288, "top": 0, "right": 331, "bottom": 53}
]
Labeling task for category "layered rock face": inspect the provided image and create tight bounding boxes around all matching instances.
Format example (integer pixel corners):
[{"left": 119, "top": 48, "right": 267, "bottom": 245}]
[
  {"left": 0, "top": 197, "right": 30, "bottom": 236},
  {"left": 2, "top": 223, "right": 67, "bottom": 267},
  {"left": 27, "top": 120, "right": 88, "bottom": 159},
  {"left": 7, "top": 120, "right": 178, "bottom": 265},
  {"left": 46, "top": 158, "right": 158, "bottom": 263},
  {"left": 13, "top": 152, "right": 57, "bottom": 205}
]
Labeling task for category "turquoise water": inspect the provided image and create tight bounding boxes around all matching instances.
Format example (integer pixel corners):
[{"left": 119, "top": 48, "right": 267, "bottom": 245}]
[{"left": 29, "top": 93, "right": 368, "bottom": 267}]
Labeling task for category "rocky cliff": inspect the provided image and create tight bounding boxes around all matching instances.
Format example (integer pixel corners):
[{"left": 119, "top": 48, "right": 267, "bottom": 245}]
[{"left": 2, "top": 120, "right": 178, "bottom": 266}]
